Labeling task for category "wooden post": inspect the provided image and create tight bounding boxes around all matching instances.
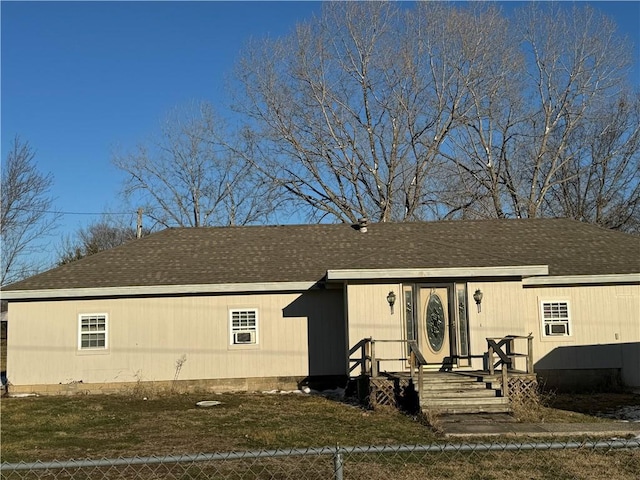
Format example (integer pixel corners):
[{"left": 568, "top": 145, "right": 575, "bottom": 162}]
[
  {"left": 418, "top": 364, "right": 423, "bottom": 394},
  {"left": 371, "top": 340, "right": 378, "bottom": 378},
  {"left": 488, "top": 342, "right": 495, "bottom": 375},
  {"left": 507, "top": 337, "right": 514, "bottom": 370},
  {"left": 363, "top": 339, "right": 370, "bottom": 376},
  {"left": 502, "top": 363, "right": 509, "bottom": 398},
  {"left": 527, "top": 335, "right": 534, "bottom": 374},
  {"left": 409, "top": 351, "right": 415, "bottom": 384}
]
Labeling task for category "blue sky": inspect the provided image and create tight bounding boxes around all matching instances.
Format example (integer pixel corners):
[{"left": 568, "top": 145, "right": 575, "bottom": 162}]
[{"left": 2, "top": 1, "right": 639, "bottom": 267}]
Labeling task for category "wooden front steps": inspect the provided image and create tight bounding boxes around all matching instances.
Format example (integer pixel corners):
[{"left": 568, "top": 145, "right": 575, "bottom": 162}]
[
  {"left": 352, "top": 336, "right": 536, "bottom": 415},
  {"left": 419, "top": 372, "right": 510, "bottom": 415}
]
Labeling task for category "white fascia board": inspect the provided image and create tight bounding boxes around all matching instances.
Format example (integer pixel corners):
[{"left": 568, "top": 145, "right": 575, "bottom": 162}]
[
  {"left": 523, "top": 274, "right": 640, "bottom": 286},
  {"left": 0, "top": 282, "right": 318, "bottom": 300},
  {"left": 326, "top": 265, "right": 549, "bottom": 281}
]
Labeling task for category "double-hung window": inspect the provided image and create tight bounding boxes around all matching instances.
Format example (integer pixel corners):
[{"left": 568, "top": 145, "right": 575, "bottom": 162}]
[
  {"left": 541, "top": 301, "right": 570, "bottom": 337},
  {"left": 230, "top": 309, "right": 258, "bottom": 345},
  {"left": 78, "top": 314, "right": 108, "bottom": 350}
]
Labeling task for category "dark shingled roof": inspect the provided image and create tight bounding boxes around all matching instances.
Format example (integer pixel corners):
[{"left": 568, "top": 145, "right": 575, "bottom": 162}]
[{"left": 3, "top": 218, "right": 639, "bottom": 291}]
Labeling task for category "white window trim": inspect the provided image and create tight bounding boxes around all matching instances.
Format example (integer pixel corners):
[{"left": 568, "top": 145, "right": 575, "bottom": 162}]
[
  {"left": 228, "top": 308, "right": 259, "bottom": 347},
  {"left": 78, "top": 313, "right": 109, "bottom": 351},
  {"left": 540, "top": 300, "right": 571, "bottom": 339}
]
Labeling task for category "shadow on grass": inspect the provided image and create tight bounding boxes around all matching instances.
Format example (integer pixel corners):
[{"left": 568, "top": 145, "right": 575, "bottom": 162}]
[{"left": 548, "top": 392, "right": 640, "bottom": 420}]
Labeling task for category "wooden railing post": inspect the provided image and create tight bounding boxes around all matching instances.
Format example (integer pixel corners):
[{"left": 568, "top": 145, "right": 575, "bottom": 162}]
[
  {"left": 358, "top": 338, "right": 429, "bottom": 386},
  {"left": 409, "top": 351, "right": 415, "bottom": 384},
  {"left": 370, "top": 339, "right": 378, "bottom": 378},
  {"left": 506, "top": 337, "right": 515, "bottom": 371},
  {"left": 502, "top": 362, "right": 509, "bottom": 398},
  {"left": 363, "top": 338, "right": 370, "bottom": 376},
  {"left": 486, "top": 335, "right": 534, "bottom": 378},
  {"left": 407, "top": 341, "right": 426, "bottom": 393},
  {"left": 488, "top": 343, "right": 495, "bottom": 375}
]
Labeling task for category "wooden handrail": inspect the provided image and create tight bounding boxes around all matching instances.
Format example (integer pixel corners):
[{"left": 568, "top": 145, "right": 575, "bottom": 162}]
[
  {"left": 349, "top": 338, "right": 427, "bottom": 385},
  {"left": 408, "top": 340, "right": 427, "bottom": 365},
  {"left": 486, "top": 335, "right": 534, "bottom": 375},
  {"left": 408, "top": 340, "right": 426, "bottom": 392}
]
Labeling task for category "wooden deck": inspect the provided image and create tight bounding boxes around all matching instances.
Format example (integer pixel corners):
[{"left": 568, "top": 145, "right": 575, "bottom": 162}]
[{"left": 351, "top": 336, "right": 538, "bottom": 414}]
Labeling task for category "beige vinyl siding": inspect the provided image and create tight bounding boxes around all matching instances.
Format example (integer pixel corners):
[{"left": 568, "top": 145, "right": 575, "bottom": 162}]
[
  {"left": 345, "top": 281, "right": 640, "bottom": 375},
  {"left": 346, "top": 283, "right": 406, "bottom": 373},
  {"left": 465, "top": 281, "right": 529, "bottom": 371},
  {"left": 524, "top": 285, "right": 639, "bottom": 367},
  {"left": 6, "top": 290, "right": 345, "bottom": 387},
  {"left": 465, "top": 282, "right": 640, "bottom": 372}
]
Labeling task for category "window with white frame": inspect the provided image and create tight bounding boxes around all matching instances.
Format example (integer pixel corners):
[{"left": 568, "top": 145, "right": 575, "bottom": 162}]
[
  {"left": 78, "top": 314, "right": 108, "bottom": 349},
  {"left": 541, "top": 301, "right": 570, "bottom": 337},
  {"left": 229, "top": 309, "right": 258, "bottom": 345}
]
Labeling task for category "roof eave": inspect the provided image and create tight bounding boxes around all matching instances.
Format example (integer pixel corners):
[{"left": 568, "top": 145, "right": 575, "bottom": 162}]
[
  {"left": 326, "top": 265, "right": 549, "bottom": 281},
  {"left": 1, "top": 281, "right": 319, "bottom": 300},
  {"left": 523, "top": 273, "right": 640, "bottom": 286}
]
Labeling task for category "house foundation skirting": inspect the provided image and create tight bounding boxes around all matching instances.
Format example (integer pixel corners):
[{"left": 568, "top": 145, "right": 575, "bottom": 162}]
[
  {"left": 536, "top": 368, "right": 625, "bottom": 393},
  {"left": 351, "top": 375, "right": 418, "bottom": 412},
  {"left": 6, "top": 375, "right": 348, "bottom": 396}
]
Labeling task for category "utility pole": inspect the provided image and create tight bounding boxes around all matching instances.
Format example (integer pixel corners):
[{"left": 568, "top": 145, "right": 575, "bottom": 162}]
[{"left": 136, "top": 208, "right": 143, "bottom": 239}]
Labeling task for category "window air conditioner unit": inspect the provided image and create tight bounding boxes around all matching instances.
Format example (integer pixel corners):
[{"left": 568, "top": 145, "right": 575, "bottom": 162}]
[
  {"left": 234, "top": 331, "right": 255, "bottom": 344},
  {"left": 546, "top": 323, "right": 568, "bottom": 336}
]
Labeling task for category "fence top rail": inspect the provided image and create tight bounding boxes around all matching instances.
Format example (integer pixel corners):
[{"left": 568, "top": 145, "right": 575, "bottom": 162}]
[{"left": 2, "top": 439, "right": 639, "bottom": 471}]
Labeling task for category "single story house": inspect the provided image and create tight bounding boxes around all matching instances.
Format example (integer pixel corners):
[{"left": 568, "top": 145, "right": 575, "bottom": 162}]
[{"left": 2, "top": 218, "right": 639, "bottom": 395}]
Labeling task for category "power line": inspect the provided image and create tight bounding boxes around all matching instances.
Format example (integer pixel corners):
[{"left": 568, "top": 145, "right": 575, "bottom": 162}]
[
  {"left": 10, "top": 207, "right": 135, "bottom": 216},
  {"left": 52, "top": 210, "right": 134, "bottom": 216}
]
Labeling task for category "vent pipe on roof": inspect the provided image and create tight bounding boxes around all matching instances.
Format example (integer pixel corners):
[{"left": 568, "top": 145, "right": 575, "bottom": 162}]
[{"left": 358, "top": 217, "right": 368, "bottom": 233}]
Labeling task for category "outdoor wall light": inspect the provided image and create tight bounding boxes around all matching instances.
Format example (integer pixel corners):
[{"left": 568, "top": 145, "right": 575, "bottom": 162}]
[
  {"left": 473, "top": 289, "right": 483, "bottom": 313},
  {"left": 387, "top": 290, "right": 397, "bottom": 314}
]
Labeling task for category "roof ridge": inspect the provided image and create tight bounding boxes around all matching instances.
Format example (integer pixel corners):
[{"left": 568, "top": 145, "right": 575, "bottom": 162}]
[{"left": 3, "top": 218, "right": 638, "bottom": 292}]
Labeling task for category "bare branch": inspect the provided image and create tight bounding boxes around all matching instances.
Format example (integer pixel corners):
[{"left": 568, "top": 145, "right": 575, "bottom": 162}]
[
  {"left": 113, "top": 102, "right": 276, "bottom": 227},
  {"left": 1, "top": 136, "right": 60, "bottom": 285}
]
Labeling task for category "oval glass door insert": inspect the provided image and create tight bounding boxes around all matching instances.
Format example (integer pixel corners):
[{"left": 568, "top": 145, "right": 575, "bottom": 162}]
[{"left": 426, "top": 293, "right": 445, "bottom": 351}]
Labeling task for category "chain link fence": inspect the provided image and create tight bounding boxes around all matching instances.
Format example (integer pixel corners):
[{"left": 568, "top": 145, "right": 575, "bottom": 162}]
[{"left": 2, "top": 438, "right": 639, "bottom": 479}]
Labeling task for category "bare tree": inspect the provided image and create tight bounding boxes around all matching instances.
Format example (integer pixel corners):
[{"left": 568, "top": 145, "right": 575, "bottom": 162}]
[
  {"left": 1, "top": 137, "right": 59, "bottom": 285},
  {"left": 233, "top": 2, "right": 467, "bottom": 223},
  {"left": 113, "top": 102, "right": 276, "bottom": 228},
  {"left": 57, "top": 219, "right": 141, "bottom": 265},
  {"left": 232, "top": 2, "right": 639, "bottom": 229},
  {"left": 515, "top": 4, "right": 634, "bottom": 220},
  {"left": 545, "top": 91, "right": 640, "bottom": 232},
  {"left": 440, "top": 4, "right": 638, "bottom": 227},
  {"left": 418, "top": 2, "right": 525, "bottom": 220}
]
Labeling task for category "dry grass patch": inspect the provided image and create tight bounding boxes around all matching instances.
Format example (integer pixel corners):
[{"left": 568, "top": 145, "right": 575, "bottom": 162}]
[
  {"left": 339, "top": 448, "right": 640, "bottom": 480},
  {"left": 510, "top": 387, "right": 640, "bottom": 424},
  {"left": 2, "top": 389, "right": 638, "bottom": 468},
  {"left": 0, "top": 392, "right": 439, "bottom": 462},
  {"left": 417, "top": 408, "right": 444, "bottom": 434}
]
